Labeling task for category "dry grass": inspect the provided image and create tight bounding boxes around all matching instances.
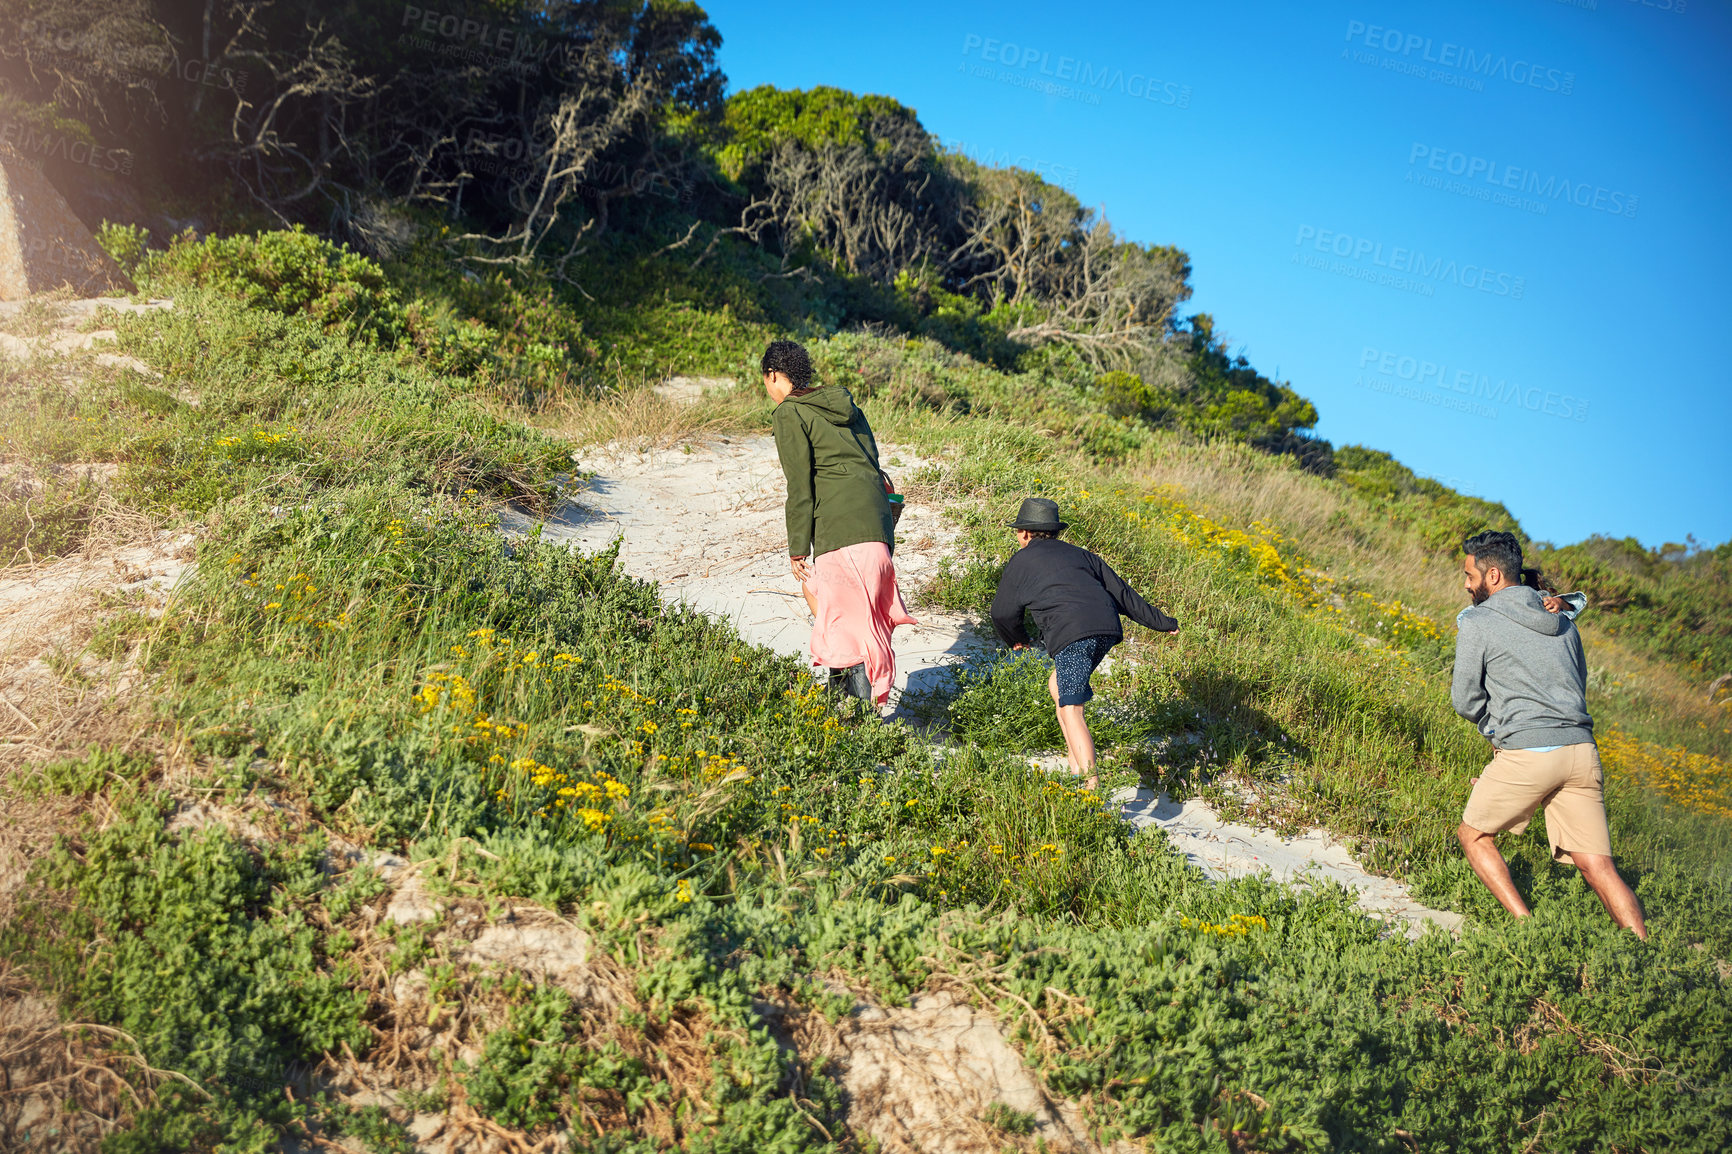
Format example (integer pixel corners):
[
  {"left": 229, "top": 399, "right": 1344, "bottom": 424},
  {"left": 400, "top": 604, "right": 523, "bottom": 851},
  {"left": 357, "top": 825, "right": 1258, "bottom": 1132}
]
[
  {"left": 0, "top": 291, "right": 76, "bottom": 340},
  {"left": 1120, "top": 438, "right": 1465, "bottom": 615},
  {"left": 525, "top": 384, "right": 764, "bottom": 451},
  {"left": 0, "top": 513, "right": 190, "bottom": 749},
  {"left": 1579, "top": 629, "right": 1732, "bottom": 747},
  {"left": 0, "top": 488, "right": 195, "bottom": 1149},
  {"left": 0, "top": 967, "right": 159, "bottom": 1153}
]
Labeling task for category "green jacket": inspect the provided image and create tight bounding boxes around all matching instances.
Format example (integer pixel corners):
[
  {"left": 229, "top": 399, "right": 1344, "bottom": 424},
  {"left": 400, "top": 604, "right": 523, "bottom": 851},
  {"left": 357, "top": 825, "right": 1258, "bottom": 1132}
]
[{"left": 772, "top": 387, "right": 893, "bottom": 558}]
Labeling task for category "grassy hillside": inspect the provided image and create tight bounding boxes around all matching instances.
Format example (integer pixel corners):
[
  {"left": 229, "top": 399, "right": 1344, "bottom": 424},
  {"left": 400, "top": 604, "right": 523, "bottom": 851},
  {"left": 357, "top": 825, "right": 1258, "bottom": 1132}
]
[{"left": 0, "top": 231, "right": 1728, "bottom": 1152}]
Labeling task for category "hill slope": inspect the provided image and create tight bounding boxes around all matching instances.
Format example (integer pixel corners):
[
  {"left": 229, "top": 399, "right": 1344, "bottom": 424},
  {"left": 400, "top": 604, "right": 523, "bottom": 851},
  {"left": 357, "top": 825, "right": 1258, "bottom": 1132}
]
[
  {"left": 0, "top": 234, "right": 1727, "bottom": 1150},
  {"left": 0, "top": 3, "right": 1729, "bottom": 1144}
]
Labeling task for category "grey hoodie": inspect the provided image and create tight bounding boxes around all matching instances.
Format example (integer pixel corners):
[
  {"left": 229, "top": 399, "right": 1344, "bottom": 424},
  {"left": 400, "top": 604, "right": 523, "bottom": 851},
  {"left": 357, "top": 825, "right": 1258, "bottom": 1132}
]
[{"left": 1451, "top": 585, "right": 1594, "bottom": 749}]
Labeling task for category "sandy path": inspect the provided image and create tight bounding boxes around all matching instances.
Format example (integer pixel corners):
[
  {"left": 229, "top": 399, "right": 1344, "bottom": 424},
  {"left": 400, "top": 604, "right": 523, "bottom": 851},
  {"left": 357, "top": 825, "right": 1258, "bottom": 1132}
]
[
  {"left": 1115, "top": 789, "right": 1463, "bottom": 936},
  {"left": 504, "top": 436, "right": 998, "bottom": 706},
  {"left": 514, "top": 434, "right": 1462, "bottom": 937}
]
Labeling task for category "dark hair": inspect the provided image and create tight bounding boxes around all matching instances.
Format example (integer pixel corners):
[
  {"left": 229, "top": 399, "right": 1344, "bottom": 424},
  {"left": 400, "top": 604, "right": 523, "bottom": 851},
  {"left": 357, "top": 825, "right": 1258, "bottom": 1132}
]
[
  {"left": 1023, "top": 528, "right": 1061, "bottom": 540},
  {"left": 760, "top": 340, "right": 815, "bottom": 394},
  {"left": 1463, "top": 530, "right": 1523, "bottom": 582},
  {"left": 1519, "top": 567, "right": 1547, "bottom": 591}
]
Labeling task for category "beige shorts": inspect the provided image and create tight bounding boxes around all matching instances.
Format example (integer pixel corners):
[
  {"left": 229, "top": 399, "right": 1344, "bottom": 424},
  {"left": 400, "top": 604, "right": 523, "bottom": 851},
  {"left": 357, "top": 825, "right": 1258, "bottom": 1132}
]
[{"left": 1462, "top": 743, "right": 1612, "bottom": 863}]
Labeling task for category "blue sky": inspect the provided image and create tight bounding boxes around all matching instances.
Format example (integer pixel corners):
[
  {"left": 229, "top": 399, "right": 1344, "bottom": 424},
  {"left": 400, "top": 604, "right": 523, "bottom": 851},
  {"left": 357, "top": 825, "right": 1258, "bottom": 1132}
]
[{"left": 700, "top": 0, "right": 1729, "bottom": 549}]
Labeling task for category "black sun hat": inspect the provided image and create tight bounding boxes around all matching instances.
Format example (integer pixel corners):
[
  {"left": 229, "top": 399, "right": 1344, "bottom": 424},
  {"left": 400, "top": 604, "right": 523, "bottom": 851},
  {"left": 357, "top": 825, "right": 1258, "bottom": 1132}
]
[{"left": 1008, "top": 497, "right": 1067, "bottom": 533}]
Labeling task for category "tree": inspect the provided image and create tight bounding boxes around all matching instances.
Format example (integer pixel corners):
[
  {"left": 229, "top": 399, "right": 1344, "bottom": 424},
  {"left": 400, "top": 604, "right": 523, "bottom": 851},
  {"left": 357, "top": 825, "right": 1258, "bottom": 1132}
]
[
  {"left": 686, "top": 86, "right": 951, "bottom": 281},
  {"left": 0, "top": 0, "right": 727, "bottom": 283},
  {"left": 942, "top": 158, "right": 1086, "bottom": 306},
  {"left": 1002, "top": 221, "right": 1192, "bottom": 369}
]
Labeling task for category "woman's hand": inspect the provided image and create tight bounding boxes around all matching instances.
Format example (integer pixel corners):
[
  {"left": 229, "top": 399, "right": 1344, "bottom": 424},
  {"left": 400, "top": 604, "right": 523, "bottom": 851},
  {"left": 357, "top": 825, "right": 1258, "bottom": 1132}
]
[{"left": 791, "top": 555, "right": 814, "bottom": 583}]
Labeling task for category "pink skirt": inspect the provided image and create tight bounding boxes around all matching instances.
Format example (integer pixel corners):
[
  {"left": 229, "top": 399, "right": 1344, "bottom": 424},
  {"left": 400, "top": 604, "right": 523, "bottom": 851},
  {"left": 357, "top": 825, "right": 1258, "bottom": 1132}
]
[{"left": 807, "top": 541, "right": 917, "bottom": 704}]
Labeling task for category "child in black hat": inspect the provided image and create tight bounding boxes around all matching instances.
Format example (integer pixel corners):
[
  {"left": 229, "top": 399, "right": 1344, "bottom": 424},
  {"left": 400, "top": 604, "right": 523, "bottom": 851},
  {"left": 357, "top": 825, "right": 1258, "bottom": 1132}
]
[{"left": 990, "top": 498, "right": 1180, "bottom": 790}]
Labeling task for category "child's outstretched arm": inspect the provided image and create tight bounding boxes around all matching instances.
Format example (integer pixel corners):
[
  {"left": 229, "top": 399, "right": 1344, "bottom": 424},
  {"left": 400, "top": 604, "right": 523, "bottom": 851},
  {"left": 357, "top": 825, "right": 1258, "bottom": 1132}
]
[
  {"left": 1096, "top": 557, "right": 1179, "bottom": 633},
  {"left": 1541, "top": 591, "right": 1587, "bottom": 619}
]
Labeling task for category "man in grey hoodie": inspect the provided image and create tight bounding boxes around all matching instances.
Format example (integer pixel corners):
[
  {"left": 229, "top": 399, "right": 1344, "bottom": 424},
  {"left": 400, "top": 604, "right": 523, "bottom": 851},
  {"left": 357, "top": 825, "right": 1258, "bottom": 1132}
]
[{"left": 1451, "top": 530, "right": 1646, "bottom": 936}]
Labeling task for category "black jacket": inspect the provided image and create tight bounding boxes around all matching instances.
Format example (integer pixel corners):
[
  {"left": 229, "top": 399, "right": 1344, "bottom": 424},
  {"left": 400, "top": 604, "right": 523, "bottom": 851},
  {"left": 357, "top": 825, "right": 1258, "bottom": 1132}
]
[{"left": 990, "top": 538, "right": 1178, "bottom": 656}]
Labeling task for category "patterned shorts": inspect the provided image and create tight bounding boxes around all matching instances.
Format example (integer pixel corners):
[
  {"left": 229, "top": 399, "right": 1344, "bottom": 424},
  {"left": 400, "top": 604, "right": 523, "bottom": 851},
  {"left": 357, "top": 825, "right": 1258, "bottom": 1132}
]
[{"left": 1054, "top": 635, "right": 1116, "bottom": 707}]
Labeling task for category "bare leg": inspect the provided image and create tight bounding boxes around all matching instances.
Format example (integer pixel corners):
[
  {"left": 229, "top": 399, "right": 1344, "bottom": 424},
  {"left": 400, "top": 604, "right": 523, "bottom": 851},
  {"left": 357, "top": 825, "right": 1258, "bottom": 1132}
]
[
  {"left": 1046, "top": 671, "right": 1096, "bottom": 788},
  {"left": 1046, "top": 668, "right": 1063, "bottom": 766},
  {"left": 1564, "top": 852, "right": 1648, "bottom": 938},
  {"left": 1056, "top": 705, "right": 1096, "bottom": 790},
  {"left": 801, "top": 582, "right": 817, "bottom": 619},
  {"left": 1457, "top": 823, "right": 1531, "bottom": 919}
]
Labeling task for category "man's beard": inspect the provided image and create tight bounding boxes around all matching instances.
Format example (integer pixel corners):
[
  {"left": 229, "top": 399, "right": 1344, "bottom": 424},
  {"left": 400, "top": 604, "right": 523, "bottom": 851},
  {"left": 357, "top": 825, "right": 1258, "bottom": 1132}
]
[{"left": 1468, "top": 578, "right": 1491, "bottom": 605}]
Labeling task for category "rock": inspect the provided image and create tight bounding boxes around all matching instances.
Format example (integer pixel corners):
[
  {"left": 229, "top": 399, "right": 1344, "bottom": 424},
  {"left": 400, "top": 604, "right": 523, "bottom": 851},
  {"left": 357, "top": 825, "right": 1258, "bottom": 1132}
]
[
  {"left": 829, "top": 989, "right": 1108, "bottom": 1153},
  {"left": 0, "top": 144, "right": 134, "bottom": 301},
  {"left": 164, "top": 801, "right": 268, "bottom": 841},
  {"left": 455, "top": 916, "right": 616, "bottom": 1009},
  {"left": 383, "top": 872, "right": 442, "bottom": 924}
]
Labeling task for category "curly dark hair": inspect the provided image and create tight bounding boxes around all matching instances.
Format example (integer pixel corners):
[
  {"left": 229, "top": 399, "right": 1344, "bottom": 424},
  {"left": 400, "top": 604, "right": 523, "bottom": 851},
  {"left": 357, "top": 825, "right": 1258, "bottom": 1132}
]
[
  {"left": 1463, "top": 530, "right": 1523, "bottom": 582},
  {"left": 760, "top": 340, "right": 814, "bottom": 392}
]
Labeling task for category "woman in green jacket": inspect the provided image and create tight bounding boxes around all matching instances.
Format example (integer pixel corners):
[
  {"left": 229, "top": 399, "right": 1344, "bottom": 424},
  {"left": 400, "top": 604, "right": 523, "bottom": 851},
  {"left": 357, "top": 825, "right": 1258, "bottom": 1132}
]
[{"left": 762, "top": 339, "right": 915, "bottom": 706}]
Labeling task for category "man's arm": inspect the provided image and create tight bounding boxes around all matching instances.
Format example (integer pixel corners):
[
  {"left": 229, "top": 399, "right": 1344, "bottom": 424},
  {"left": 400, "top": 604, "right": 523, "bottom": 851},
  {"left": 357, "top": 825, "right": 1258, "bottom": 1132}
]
[
  {"left": 990, "top": 560, "right": 1032, "bottom": 648},
  {"left": 1096, "top": 556, "right": 1179, "bottom": 633},
  {"left": 1450, "top": 616, "right": 1492, "bottom": 734},
  {"left": 773, "top": 409, "right": 815, "bottom": 558}
]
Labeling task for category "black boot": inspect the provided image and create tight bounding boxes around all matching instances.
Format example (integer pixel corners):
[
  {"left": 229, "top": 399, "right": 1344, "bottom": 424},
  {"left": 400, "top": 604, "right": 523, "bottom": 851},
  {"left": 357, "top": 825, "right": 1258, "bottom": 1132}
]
[{"left": 827, "top": 663, "right": 871, "bottom": 700}]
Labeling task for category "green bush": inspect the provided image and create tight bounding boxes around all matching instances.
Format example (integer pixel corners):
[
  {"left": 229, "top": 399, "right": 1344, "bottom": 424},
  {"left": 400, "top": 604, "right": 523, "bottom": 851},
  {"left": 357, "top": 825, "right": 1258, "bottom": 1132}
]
[
  {"left": 4, "top": 794, "right": 371, "bottom": 1150},
  {"left": 387, "top": 237, "right": 601, "bottom": 399},
  {"left": 1538, "top": 535, "right": 1732, "bottom": 675},
  {"left": 139, "top": 227, "right": 407, "bottom": 346},
  {"left": 96, "top": 221, "right": 152, "bottom": 275},
  {"left": 23, "top": 746, "right": 153, "bottom": 795},
  {"left": 945, "top": 651, "right": 1067, "bottom": 750}
]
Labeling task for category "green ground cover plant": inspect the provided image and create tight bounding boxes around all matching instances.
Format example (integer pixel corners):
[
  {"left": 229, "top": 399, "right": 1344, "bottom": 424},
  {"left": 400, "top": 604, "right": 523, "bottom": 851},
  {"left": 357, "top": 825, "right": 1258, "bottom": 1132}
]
[
  {"left": 2, "top": 229, "right": 1728, "bottom": 1151},
  {"left": 25, "top": 499, "right": 1725, "bottom": 1150}
]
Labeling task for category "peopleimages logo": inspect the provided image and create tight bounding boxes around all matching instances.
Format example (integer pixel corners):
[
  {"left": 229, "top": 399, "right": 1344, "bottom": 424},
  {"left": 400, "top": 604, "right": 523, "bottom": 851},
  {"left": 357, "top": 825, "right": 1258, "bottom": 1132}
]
[
  {"left": 398, "top": 4, "right": 568, "bottom": 72},
  {"left": 17, "top": 17, "right": 248, "bottom": 94},
  {"left": 1407, "top": 144, "right": 1638, "bottom": 219},
  {"left": 1358, "top": 347, "right": 1590, "bottom": 423},
  {"left": 0, "top": 120, "right": 133, "bottom": 176},
  {"left": 1342, "top": 20, "right": 1575, "bottom": 95},
  {"left": 1293, "top": 225, "right": 1525, "bottom": 299},
  {"left": 959, "top": 35, "right": 1191, "bottom": 108},
  {"left": 944, "top": 138, "right": 1079, "bottom": 190},
  {"left": 1627, "top": 0, "right": 1687, "bottom": 15}
]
